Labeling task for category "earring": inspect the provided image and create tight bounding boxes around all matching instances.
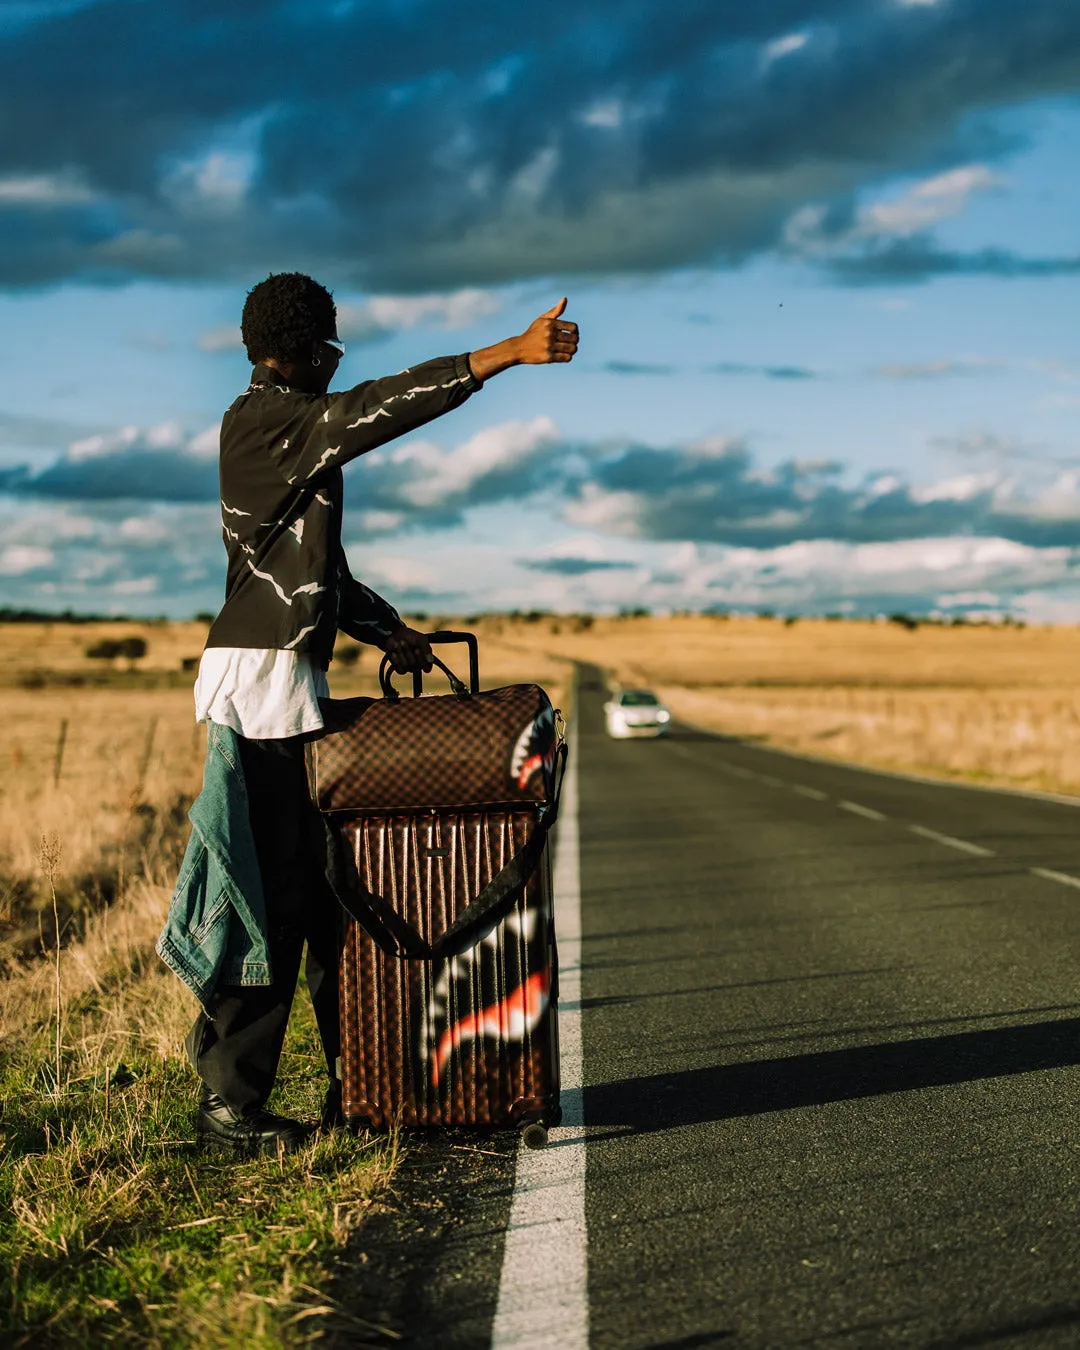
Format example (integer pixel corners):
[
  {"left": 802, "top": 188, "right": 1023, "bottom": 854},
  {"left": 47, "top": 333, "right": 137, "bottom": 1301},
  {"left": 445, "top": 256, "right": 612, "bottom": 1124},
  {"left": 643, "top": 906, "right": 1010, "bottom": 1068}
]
[{"left": 311, "top": 354, "right": 321, "bottom": 367}]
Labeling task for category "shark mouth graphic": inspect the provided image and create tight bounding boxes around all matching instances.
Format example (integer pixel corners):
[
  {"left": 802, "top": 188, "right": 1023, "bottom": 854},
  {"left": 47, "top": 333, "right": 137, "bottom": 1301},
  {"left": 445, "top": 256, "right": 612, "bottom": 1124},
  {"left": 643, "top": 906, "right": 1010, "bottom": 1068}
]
[
  {"left": 430, "top": 970, "right": 549, "bottom": 1089},
  {"left": 510, "top": 708, "right": 556, "bottom": 792}
]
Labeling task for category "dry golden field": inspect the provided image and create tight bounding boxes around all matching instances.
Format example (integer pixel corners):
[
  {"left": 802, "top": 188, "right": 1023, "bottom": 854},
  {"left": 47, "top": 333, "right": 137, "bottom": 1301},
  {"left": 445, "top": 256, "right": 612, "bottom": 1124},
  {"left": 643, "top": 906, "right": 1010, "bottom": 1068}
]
[
  {"left": 502, "top": 613, "right": 1080, "bottom": 796},
  {"left": 0, "top": 619, "right": 567, "bottom": 966},
  {"left": 5, "top": 608, "right": 1079, "bottom": 966}
]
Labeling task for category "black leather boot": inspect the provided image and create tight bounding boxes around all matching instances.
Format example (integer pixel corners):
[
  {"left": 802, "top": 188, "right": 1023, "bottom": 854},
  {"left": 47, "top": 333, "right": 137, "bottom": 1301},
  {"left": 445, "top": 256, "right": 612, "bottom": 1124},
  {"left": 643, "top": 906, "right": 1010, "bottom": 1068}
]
[{"left": 196, "top": 1086, "right": 310, "bottom": 1156}]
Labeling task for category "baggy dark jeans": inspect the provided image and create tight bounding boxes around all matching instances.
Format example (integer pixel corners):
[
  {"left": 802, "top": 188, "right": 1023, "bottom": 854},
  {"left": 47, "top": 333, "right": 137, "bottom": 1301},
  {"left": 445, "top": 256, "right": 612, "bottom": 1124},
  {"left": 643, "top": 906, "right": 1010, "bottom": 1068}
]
[{"left": 184, "top": 735, "right": 340, "bottom": 1112}]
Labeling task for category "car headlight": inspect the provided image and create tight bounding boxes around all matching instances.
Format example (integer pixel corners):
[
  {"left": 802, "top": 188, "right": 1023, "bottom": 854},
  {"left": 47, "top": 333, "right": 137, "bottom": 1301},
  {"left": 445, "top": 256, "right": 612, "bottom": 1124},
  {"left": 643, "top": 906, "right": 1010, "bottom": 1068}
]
[{"left": 656, "top": 709, "right": 671, "bottom": 722}]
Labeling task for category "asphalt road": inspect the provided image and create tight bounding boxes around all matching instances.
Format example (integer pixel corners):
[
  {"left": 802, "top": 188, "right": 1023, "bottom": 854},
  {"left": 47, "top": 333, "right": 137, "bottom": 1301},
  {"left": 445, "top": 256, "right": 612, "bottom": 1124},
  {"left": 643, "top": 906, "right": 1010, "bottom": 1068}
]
[
  {"left": 344, "top": 665, "right": 1080, "bottom": 1348},
  {"left": 577, "top": 665, "right": 1080, "bottom": 1350}
]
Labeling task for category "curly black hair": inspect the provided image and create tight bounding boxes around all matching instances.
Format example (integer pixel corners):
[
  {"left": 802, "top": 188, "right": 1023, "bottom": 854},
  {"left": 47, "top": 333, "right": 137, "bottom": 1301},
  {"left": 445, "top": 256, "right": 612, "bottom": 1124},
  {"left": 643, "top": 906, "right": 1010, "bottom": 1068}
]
[{"left": 240, "top": 272, "right": 337, "bottom": 364}]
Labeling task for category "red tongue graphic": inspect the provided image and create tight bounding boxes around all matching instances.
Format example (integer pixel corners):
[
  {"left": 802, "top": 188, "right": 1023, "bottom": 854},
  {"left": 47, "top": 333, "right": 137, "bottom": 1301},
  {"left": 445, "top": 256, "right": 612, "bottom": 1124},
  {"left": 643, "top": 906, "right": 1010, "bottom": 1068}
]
[
  {"left": 517, "top": 752, "right": 544, "bottom": 789},
  {"left": 431, "top": 971, "right": 549, "bottom": 1088}
]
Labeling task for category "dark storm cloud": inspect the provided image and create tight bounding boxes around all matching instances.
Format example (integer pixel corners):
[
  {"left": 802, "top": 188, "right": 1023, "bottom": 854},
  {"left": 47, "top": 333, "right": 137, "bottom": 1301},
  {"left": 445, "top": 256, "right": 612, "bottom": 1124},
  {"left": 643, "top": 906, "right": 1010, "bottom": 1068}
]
[
  {"left": 564, "top": 441, "right": 1080, "bottom": 549},
  {"left": 706, "top": 361, "right": 820, "bottom": 380},
  {"left": 829, "top": 241, "right": 1080, "bottom": 285},
  {"left": 2, "top": 0, "right": 1079, "bottom": 289},
  {"left": 601, "top": 361, "right": 677, "bottom": 376},
  {"left": 519, "top": 557, "right": 638, "bottom": 576},
  {"left": 0, "top": 428, "right": 219, "bottom": 501}
]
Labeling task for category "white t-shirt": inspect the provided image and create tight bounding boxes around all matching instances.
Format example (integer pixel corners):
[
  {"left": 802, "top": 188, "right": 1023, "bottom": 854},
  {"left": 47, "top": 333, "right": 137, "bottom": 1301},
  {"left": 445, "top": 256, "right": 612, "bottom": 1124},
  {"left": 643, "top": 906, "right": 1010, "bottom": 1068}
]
[{"left": 194, "top": 647, "right": 329, "bottom": 740}]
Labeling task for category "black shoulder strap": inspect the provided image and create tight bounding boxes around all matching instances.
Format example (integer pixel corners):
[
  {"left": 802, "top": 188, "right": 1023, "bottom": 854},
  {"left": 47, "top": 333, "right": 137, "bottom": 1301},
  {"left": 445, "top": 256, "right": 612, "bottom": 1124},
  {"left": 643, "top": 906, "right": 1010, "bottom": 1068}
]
[{"left": 323, "top": 744, "right": 567, "bottom": 962}]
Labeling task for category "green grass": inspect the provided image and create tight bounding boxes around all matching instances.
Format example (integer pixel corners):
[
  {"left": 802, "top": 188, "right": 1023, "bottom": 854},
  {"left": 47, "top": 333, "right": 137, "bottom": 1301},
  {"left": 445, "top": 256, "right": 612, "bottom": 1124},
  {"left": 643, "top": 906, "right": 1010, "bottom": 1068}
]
[{"left": 1, "top": 984, "right": 398, "bottom": 1347}]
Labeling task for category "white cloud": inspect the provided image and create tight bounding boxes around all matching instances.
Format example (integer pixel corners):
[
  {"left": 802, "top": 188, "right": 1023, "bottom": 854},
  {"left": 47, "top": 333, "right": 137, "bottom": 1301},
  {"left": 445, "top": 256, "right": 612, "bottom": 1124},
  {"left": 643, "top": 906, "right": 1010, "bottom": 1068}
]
[
  {"left": 379, "top": 416, "right": 559, "bottom": 510},
  {"left": 188, "top": 423, "right": 222, "bottom": 458},
  {"left": 564, "top": 482, "right": 645, "bottom": 536},
  {"left": 0, "top": 543, "right": 54, "bottom": 575},
  {"left": 640, "top": 535, "right": 1078, "bottom": 614},
  {"left": 0, "top": 171, "right": 94, "bottom": 206},
  {"left": 198, "top": 325, "right": 244, "bottom": 353},
  {"left": 353, "top": 554, "right": 443, "bottom": 592},
  {"left": 579, "top": 99, "right": 624, "bottom": 129},
  {"left": 118, "top": 515, "right": 169, "bottom": 545},
  {"left": 874, "top": 357, "right": 1003, "bottom": 379},
  {"left": 163, "top": 149, "right": 254, "bottom": 215},
  {"left": 353, "top": 510, "right": 406, "bottom": 534},
  {"left": 763, "top": 32, "right": 809, "bottom": 62},
  {"left": 339, "top": 288, "right": 503, "bottom": 343},
  {"left": 110, "top": 576, "right": 159, "bottom": 595},
  {"left": 785, "top": 163, "right": 1003, "bottom": 260}
]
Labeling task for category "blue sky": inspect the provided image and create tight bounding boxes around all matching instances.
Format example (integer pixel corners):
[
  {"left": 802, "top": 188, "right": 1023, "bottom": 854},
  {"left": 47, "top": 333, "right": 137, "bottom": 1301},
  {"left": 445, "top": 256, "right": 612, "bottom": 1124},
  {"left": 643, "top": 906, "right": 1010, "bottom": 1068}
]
[{"left": 1, "top": 0, "right": 1079, "bottom": 619}]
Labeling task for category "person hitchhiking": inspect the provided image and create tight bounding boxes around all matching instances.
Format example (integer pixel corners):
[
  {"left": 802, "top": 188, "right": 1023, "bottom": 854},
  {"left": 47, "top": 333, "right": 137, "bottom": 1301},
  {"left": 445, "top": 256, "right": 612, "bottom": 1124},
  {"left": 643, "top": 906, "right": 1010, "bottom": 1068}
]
[{"left": 157, "top": 272, "right": 578, "bottom": 1155}]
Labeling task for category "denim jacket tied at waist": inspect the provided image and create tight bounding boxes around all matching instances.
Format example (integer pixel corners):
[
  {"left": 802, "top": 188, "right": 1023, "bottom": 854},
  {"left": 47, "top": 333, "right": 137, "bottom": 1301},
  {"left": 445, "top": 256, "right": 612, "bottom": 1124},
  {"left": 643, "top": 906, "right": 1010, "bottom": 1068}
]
[{"left": 156, "top": 722, "right": 271, "bottom": 1012}]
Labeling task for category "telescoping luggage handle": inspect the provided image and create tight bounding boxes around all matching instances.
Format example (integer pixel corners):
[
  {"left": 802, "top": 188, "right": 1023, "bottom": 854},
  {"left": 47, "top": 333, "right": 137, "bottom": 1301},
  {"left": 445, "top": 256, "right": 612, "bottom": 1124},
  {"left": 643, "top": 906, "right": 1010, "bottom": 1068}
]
[
  {"left": 378, "top": 630, "right": 480, "bottom": 701},
  {"left": 325, "top": 741, "right": 568, "bottom": 963}
]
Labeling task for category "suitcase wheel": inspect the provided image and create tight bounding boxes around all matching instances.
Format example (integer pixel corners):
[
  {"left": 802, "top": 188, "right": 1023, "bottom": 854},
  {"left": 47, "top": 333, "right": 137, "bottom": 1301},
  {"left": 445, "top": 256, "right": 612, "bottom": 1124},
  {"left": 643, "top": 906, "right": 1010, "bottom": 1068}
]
[{"left": 522, "top": 1122, "right": 548, "bottom": 1150}]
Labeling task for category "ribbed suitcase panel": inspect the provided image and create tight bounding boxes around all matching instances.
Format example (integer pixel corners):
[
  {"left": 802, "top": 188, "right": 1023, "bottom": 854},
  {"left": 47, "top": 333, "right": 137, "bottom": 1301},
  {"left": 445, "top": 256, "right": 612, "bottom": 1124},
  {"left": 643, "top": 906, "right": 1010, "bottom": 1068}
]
[{"left": 339, "top": 810, "right": 559, "bottom": 1129}]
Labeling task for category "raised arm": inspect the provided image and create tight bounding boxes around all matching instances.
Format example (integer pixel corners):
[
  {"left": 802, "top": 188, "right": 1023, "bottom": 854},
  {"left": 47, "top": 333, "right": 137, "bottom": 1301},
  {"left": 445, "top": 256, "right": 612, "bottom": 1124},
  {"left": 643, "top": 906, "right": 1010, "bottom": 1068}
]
[
  {"left": 266, "top": 353, "right": 478, "bottom": 486},
  {"left": 265, "top": 298, "right": 578, "bottom": 486}
]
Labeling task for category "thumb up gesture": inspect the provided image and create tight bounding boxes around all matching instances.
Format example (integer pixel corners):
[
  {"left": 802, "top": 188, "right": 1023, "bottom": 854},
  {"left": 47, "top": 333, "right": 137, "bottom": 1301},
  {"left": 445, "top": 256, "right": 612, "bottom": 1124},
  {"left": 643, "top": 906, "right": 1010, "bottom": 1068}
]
[
  {"left": 466, "top": 298, "right": 580, "bottom": 383},
  {"left": 516, "top": 298, "right": 580, "bottom": 366}
]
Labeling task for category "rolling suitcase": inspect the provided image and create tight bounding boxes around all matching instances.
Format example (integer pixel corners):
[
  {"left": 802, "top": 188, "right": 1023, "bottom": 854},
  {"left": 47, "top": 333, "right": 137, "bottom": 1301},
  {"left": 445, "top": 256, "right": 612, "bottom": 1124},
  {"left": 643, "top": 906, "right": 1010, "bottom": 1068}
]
[{"left": 313, "top": 632, "right": 565, "bottom": 1145}]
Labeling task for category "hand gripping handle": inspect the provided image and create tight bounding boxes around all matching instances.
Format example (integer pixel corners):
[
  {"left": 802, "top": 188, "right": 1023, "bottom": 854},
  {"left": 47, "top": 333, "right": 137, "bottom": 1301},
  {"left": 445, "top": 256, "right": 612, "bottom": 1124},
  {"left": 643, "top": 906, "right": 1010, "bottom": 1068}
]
[{"left": 378, "top": 629, "right": 480, "bottom": 699}]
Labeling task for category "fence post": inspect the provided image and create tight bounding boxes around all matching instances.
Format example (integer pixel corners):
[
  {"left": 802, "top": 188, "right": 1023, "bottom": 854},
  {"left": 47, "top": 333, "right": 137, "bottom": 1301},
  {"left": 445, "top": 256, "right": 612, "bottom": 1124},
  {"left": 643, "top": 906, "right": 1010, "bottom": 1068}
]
[
  {"left": 53, "top": 719, "right": 68, "bottom": 787},
  {"left": 135, "top": 716, "right": 158, "bottom": 798}
]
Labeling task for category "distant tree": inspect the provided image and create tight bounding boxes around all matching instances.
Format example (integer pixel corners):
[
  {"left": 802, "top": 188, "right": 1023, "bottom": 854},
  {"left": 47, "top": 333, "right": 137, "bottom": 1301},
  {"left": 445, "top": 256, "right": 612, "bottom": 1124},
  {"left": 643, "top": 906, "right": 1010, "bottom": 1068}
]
[
  {"left": 335, "top": 646, "right": 362, "bottom": 667},
  {"left": 86, "top": 639, "right": 122, "bottom": 661},
  {"left": 783, "top": 615, "right": 798, "bottom": 627},
  {"left": 116, "top": 636, "right": 148, "bottom": 661},
  {"left": 888, "top": 613, "right": 920, "bottom": 631},
  {"left": 86, "top": 636, "right": 148, "bottom": 667}
]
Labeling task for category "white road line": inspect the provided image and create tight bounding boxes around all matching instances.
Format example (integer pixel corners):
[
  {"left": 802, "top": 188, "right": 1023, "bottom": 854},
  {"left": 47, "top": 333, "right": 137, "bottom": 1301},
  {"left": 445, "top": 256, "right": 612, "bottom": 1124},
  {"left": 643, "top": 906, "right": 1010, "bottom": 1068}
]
[
  {"left": 838, "top": 800, "right": 888, "bottom": 822},
  {"left": 491, "top": 716, "right": 588, "bottom": 1350},
  {"left": 1030, "top": 866, "right": 1080, "bottom": 891},
  {"left": 758, "top": 774, "right": 785, "bottom": 788},
  {"left": 908, "top": 824, "right": 995, "bottom": 858},
  {"left": 794, "top": 785, "right": 829, "bottom": 802}
]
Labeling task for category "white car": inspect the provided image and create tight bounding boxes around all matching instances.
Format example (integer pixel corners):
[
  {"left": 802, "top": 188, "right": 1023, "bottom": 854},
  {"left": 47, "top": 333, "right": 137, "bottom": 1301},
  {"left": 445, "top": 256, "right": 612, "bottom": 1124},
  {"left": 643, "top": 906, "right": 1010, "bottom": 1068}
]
[{"left": 603, "top": 688, "right": 672, "bottom": 739}]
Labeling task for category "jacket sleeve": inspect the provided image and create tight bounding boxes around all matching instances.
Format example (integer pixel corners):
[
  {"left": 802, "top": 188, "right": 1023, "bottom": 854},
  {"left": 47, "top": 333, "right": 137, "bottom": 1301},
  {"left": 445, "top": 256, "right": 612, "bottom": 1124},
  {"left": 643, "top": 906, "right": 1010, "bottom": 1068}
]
[
  {"left": 337, "top": 559, "right": 403, "bottom": 647},
  {"left": 265, "top": 354, "right": 479, "bottom": 486}
]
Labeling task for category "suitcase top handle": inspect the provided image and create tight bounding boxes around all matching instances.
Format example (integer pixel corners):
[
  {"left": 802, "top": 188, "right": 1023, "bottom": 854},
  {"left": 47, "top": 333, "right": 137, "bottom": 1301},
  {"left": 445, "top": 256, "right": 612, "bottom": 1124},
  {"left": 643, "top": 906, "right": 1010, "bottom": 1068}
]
[{"left": 379, "top": 629, "right": 480, "bottom": 700}]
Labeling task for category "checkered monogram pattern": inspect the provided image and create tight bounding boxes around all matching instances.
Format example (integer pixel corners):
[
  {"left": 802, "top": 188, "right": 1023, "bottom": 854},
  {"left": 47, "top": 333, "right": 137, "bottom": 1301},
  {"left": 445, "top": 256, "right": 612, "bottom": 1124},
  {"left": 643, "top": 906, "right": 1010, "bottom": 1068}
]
[{"left": 314, "top": 683, "right": 556, "bottom": 812}]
